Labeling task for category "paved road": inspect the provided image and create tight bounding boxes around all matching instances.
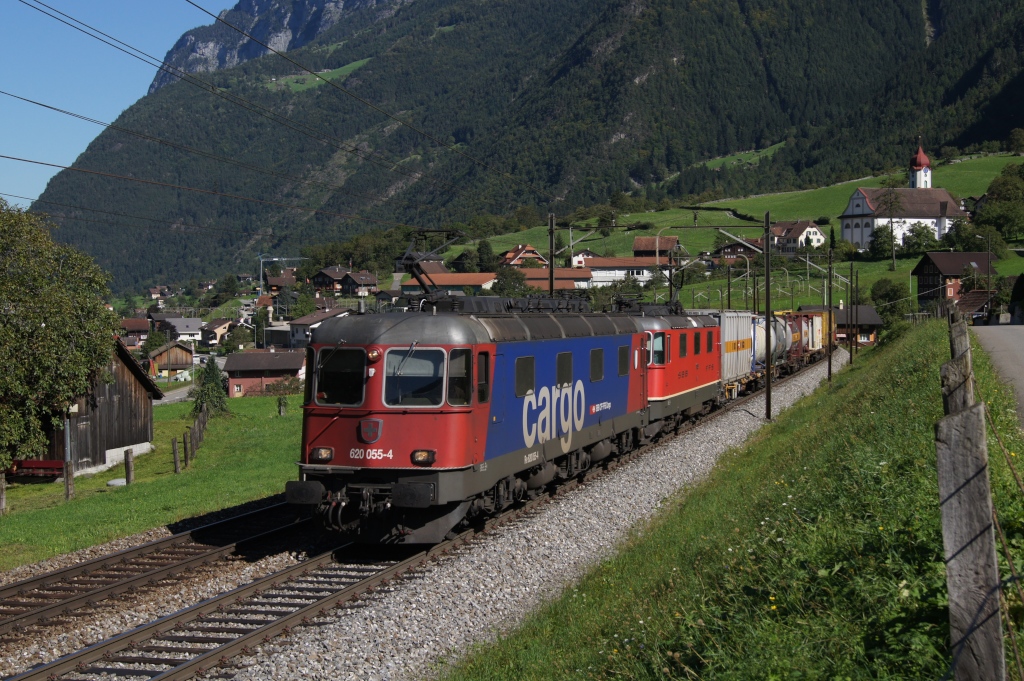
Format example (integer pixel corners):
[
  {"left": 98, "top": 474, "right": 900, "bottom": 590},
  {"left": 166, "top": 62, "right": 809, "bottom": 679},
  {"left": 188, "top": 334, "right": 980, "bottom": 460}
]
[
  {"left": 154, "top": 385, "right": 192, "bottom": 405},
  {"left": 972, "top": 325, "right": 1024, "bottom": 428}
]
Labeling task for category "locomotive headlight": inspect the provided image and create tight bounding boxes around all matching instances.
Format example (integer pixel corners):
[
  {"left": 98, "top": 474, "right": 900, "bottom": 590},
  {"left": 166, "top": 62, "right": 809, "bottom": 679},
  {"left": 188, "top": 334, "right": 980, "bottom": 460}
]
[
  {"left": 366, "top": 348, "right": 382, "bottom": 362},
  {"left": 410, "top": 449, "right": 436, "bottom": 466},
  {"left": 310, "top": 447, "right": 334, "bottom": 463}
]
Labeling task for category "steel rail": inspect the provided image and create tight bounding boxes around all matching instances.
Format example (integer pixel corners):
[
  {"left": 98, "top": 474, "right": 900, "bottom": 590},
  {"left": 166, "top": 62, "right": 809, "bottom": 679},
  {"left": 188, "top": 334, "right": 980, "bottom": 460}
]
[{"left": 0, "top": 503, "right": 301, "bottom": 636}]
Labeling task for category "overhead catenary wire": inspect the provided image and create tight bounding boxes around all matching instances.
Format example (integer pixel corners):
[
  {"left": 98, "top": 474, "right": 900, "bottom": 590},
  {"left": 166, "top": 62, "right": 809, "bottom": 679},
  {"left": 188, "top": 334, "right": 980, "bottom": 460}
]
[
  {"left": 0, "top": 89, "right": 444, "bottom": 211},
  {"left": 0, "top": 155, "right": 422, "bottom": 230},
  {"left": 184, "top": 0, "right": 558, "bottom": 204},
  {"left": 15, "top": 0, "right": 463, "bottom": 198}
]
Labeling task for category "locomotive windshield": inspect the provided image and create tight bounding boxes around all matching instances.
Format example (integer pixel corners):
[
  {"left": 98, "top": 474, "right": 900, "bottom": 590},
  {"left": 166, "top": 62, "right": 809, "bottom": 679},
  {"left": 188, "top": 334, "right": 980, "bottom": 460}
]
[
  {"left": 385, "top": 348, "right": 445, "bottom": 407},
  {"left": 316, "top": 348, "right": 365, "bottom": 406}
]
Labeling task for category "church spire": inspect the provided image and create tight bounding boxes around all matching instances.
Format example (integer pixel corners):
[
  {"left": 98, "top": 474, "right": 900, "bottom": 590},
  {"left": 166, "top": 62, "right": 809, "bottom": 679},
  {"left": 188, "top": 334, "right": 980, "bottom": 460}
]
[{"left": 909, "top": 140, "right": 931, "bottom": 188}]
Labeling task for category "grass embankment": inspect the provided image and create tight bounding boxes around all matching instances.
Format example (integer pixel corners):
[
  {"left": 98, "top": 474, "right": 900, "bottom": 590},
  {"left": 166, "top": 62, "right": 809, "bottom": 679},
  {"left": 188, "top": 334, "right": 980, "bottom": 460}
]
[
  {"left": 267, "top": 58, "right": 370, "bottom": 92},
  {"left": 0, "top": 396, "right": 301, "bottom": 571},
  {"left": 444, "top": 321, "right": 1024, "bottom": 679}
]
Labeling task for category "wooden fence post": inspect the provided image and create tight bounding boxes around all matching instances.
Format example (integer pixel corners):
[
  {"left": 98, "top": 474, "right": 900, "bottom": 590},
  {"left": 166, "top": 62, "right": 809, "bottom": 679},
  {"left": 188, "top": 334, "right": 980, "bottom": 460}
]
[
  {"left": 0, "top": 473, "right": 6, "bottom": 516},
  {"left": 936, "top": 403, "right": 1005, "bottom": 680},
  {"left": 190, "top": 427, "right": 197, "bottom": 462},
  {"left": 182, "top": 430, "right": 190, "bottom": 468},
  {"left": 941, "top": 354, "right": 975, "bottom": 416},
  {"left": 950, "top": 320, "right": 970, "bottom": 361},
  {"left": 124, "top": 449, "right": 134, "bottom": 485},
  {"left": 172, "top": 437, "right": 181, "bottom": 474}
]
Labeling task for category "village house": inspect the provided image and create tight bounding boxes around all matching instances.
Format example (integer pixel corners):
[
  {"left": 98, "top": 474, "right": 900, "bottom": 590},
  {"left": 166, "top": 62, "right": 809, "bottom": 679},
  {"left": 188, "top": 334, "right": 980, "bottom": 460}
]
[
  {"left": 289, "top": 308, "right": 349, "bottom": 349},
  {"left": 200, "top": 318, "right": 234, "bottom": 347},
  {"left": 911, "top": 251, "right": 997, "bottom": 308},
  {"left": 711, "top": 238, "right": 763, "bottom": 265},
  {"left": 632, "top": 236, "right": 678, "bottom": 258},
  {"left": 224, "top": 349, "right": 306, "bottom": 397},
  {"left": 312, "top": 266, "right": 349, "bottom": 293},
  {"left": 840, "top": 146, "right": 969, "bottom": 249},
  {"left": 570, "top": 255, "right": 661, "bottom": 287},
  {"left": 770, "top": 221, "right": 826, "bottom": 255},
  {"left": 800, "top": 304, "right": 885, "bottom": 348},
  {"left": 522, "top": 267, "right": 593, "bottom": 290},
  {"left": 498, "top": 244, "right": 548, "bottom": 268},
  {"left": 160, "top": 317, "right": 203, "bottom": 343},
  {"left": 119, "top": 317, "right": 150, "bottom": 345},
  {"left": 340, "top": 270, "right": 379, "bottom": 296},
  {"left": 147, "top": 341, "right": 194, "bottom": 378}
]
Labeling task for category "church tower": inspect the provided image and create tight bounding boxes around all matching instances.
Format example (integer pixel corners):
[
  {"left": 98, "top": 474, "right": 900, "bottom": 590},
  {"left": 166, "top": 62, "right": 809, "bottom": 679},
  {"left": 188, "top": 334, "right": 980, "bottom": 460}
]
[{"left": 909, "top": 145, "right": 931, "bottom": 189}]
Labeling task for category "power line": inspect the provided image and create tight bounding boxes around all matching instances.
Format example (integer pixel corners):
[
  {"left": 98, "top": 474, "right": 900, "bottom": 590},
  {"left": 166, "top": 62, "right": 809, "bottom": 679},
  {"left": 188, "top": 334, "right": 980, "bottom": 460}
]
[
  {"left": 0, "top": 89, "right": 444, "bottom": 211},
  {"left": 185, "top": 0, "right": 558, "bottom": 204},
  {"left": 16, "top": 0, "right": 462, "bottom": 197},
  {"left": 0, "top": 154, "right": 422, "bottom": 230}
]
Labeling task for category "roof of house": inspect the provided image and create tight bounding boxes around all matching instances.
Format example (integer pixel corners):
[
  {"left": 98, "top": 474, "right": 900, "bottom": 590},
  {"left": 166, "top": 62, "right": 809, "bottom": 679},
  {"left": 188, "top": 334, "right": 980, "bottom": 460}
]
[
  {"left": 255, "top": 295, "right": 274, "bottom": 307},
  {"left": 577, "top": 256, "right": 662, "bottom": 268},
  {"left": 844, "top": 187, "right": 968, "bottom": 220},
  {"left": 290, "top": 308, "right": 349, "bottom": 327},
  {"left": 343, "top": 270, "right": 378, "bottom": 285},
  {"left": 148, "top": 341, "right": 195, "bottom": 359},
  {"left": 115, "top": 338, "right": 163, "bottom": 399},
  {"left": 911, "top": 251, "right": 998, "bottom": 276},
  {"left": 632, "top": 236, "right": 678, "bottom": 252},
  {"left": 203, "top": 318, "right": 233, "bottom": 330},
  {"left": 771, "top": 221, "right": 818, "bottom": 239},
  {"left": 266, "top": 275, "right": 296, "bottom": 288},
  {"left": 499, "top": 244, "right": 548, "bottom": 265},
  {"left": 223, "top": 350, "right": 305, "bottom": 373},
  {"left": 163, "top": 318, "right": 204, "bottom": 334},
  {"left": 317, "top": 266, "right": 349, "bottom": 280},
  {"left": 956, "top": 290, "right": 995, "bottom": 314},
  {"left": 120, "top": 318, "right": 150, "bottom": 332},
  {"left": 148, "top": 312, "right": 175, "bottom": 322},
  {"left": 798, "top": 305, "right": 884, "bottom": 326},
  {"left": 419, "top": 261, "right": 449, "bottom": 275},
  {"left": 405, "top": 273, "right": 497, "bottom": 287},
  {"left": 712, "top": 239, "right": 764, "bottom": 255}
]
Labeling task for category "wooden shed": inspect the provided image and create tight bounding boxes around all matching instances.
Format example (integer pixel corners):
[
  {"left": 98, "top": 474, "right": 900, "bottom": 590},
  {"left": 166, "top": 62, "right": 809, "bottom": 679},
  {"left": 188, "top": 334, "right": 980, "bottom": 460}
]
[
  {"left": 148, "top": 341, "right": 194, "bottom": 377},
  {"left": 35, "top": 339, "right": 164, "bottom": 474}
]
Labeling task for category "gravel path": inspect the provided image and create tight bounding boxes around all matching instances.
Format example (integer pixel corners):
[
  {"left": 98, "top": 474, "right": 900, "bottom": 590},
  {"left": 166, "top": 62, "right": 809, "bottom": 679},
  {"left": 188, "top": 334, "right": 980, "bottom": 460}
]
[{"left": 230, "top": 350, "right": 849, "bottom": 681}]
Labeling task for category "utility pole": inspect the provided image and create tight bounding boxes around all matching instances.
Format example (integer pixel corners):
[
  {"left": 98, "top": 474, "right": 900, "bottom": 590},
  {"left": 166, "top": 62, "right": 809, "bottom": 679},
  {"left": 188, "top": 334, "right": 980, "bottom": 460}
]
[
  {"left": 764, "top": 212, "right": 772, "bottom": 421},
  {"left": 548, "top": 212, "right": 555, "bottom": 297},
  {"left": 849, "top": 261, "right": 854, "bottom": 363},
  {"left": 727, "top": 264, "right": 732, "bottom": 310},
  {"left": 827, "top": 248, "right": 834, "bottom": 387},
  {"left": 855, "top": 271, "right": 860, "bottom": 357}
]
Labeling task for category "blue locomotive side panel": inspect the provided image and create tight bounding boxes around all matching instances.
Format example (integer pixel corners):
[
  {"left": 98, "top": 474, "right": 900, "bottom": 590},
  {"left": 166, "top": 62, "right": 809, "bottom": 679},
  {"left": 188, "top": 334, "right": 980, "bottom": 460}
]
[{"left": 483, "top": 335, "right": 636, "bottom": 461}]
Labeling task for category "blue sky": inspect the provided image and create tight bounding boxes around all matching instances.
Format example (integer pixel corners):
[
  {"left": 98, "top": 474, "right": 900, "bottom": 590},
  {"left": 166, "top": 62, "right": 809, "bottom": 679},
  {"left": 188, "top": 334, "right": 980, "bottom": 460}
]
[{"left": 0, "top": 1, "right": 227, "bottom": 208}]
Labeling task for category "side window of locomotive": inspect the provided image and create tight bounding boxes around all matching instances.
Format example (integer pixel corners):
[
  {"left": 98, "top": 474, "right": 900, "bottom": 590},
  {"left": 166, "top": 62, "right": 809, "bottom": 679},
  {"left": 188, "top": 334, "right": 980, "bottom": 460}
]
[
  {"left": 515, "top": 356, "right": 535, "bottom": 398},
  {"left": 556, "top": 352, "right": 572, "bottom": 386},
  {"left": 477, "top": 352, "right": 490, "bottom": 403},
  {"left": 590, "top": 348, "right": 604, "bottom": 382},
  {"left": 618, "top": 345, "right": 629, "bottom": 376},
  {"left": 384, "top": 348, "right": 445, "bottom": 407},
  {"left": 679, "top": 332, "right": 688, "bottom": 358},
  {"left": 651, "top": 333, "right": 666, "bottom": 365},
  {"left": 447, "top": 348, "right": 472, "bottom": 406},
  {"left": 317, "top": 348, "right": 366, "bottom": 406},
  {"left": 693, "top": 331, "right": 701, "bottom": 356},
  {"left": 707, "top": 330, "right": 714, "bottom": 354}
]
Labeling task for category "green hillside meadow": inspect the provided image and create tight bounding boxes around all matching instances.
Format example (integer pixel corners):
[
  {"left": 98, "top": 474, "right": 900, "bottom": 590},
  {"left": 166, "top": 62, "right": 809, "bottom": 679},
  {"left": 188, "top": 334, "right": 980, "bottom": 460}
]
[{"left": 443, "top": 321, "right": 1024, "bottom": 680}]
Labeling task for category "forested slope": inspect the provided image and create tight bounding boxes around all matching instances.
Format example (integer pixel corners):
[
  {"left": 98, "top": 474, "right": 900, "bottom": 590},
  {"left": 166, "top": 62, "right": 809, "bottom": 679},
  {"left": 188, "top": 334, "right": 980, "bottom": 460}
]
[{"left": 33, "top": 0, "right": 1024, "bottom": 290}]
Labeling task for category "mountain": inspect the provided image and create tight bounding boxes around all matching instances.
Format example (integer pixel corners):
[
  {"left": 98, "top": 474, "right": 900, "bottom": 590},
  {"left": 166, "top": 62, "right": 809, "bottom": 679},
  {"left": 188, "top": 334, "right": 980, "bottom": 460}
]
[{"left": 34, "top": 0, "right": 1024, "bottom": 292}]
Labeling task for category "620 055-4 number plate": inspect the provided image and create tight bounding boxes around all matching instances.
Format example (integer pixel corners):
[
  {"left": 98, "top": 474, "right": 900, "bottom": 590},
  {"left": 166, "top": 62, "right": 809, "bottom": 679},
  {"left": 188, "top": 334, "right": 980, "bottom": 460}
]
[{"left": 349, "top": 448, "right": 393, "bottom": 460}]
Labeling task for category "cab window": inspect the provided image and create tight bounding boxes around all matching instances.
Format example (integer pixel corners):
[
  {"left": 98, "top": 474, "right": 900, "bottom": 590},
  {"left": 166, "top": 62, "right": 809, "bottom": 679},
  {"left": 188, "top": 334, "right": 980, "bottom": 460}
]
[
  {"left": 679, "top": 333, "right": 687, "bottom": 358},
  {"left": 515, "top": 356, "right": 535, "bottom": 397},
  {"left": 316, "top": 348, "right": 365, "bottom": 406},
  {"left": 707, "top": 330, "right": 714, "bottom": 354},
  {"left": 477, "top": 352, "right": 490, "bottom": 403},
  {"left": 447, "top": 349, "right": 472, "bottom": 406},
  {"left": 650, "top": 332, "right": 666, "bottom": 365},
  {"left": 694, "top": 331, "right": 701, "bottom": 356},
  {"left": 384, "top": 348, "right": 445, "bottom": 407}
]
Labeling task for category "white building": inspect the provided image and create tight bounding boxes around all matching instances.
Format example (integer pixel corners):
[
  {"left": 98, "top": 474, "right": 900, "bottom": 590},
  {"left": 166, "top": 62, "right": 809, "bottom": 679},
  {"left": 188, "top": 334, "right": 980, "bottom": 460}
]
[
  {"left": 570, "top": 256, "right": 662, "bottom": 287},
  {"left": 840, "top": 146, "right": 968, "bottom": 249}
]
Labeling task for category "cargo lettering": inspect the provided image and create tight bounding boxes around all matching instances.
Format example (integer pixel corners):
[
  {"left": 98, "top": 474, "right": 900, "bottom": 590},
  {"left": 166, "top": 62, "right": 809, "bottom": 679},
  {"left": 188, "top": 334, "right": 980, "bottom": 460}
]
[{"left": 522, "top": 380, "right": 586, "bottom": 453}]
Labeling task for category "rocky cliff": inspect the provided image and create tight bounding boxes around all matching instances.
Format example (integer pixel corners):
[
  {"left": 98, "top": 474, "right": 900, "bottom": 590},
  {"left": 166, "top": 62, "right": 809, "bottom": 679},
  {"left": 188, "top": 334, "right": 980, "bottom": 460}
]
[{"left": 149, "top": 0, "right": 397, "bottom": 93}]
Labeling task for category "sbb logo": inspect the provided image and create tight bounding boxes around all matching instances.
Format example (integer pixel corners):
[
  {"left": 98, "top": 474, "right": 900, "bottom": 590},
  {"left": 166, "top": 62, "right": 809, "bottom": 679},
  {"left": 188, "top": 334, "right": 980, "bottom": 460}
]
[{"left": 522, "top": 380, "right": 586, "bottom": 453}]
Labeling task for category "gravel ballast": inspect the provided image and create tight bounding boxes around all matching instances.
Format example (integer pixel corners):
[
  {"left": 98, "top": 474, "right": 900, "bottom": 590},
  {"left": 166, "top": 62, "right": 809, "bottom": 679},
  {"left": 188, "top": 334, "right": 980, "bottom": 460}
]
[{"left": 230, "top": 351, "right": 849, "bottom": 681}]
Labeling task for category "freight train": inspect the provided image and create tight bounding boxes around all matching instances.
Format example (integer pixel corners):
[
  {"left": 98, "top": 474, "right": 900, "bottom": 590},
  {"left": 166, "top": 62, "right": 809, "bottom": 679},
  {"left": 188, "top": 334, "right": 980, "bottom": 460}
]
[{"left": 285, "top": 291, "right": 829, "bottom": 543}]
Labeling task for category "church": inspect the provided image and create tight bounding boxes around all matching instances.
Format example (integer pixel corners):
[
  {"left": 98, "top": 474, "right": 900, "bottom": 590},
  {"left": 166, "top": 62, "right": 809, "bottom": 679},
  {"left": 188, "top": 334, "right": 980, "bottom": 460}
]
[{"left": 839, "top": 146, "right": 968, "bottom": 249}]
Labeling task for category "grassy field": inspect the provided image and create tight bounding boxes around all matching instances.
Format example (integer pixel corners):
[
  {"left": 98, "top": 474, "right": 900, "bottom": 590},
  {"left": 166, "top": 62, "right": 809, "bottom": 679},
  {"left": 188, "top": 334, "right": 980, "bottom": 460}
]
[
  {"left": 267, "top": 58, "right": 371, "bottom": 93},
  {"left": 0, "top": 396, "right": 301, "bottom": 571},
  {"left": 442, "top": 321, "right": 1024, "bottom": 679},
  {"left": 701, "top": 142, "right": 786, "bottom": 170}
]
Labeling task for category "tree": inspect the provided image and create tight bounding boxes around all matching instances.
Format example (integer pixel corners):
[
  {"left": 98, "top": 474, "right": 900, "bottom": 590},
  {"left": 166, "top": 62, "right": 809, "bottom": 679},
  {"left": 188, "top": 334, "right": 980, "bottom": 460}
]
[
  {"left": 868, "top": 222, "right": 896, "bottom": 261},
  {"left": 188, "top": 356, "right": 228, "bottom": 418},
  {"left": 941, "top": 221, "right": 1008, "bottom": 258},
  {"left": 477, "top": 240, "right": 497, "bottom": 273},
  {"left": 491, "top": 266, "right": 531, "bottom": 297},
  {"left": 291, "top": 292, "right": 316, "bottom": 318},
  {"left": 254, "top": 307, "right": 269, "bottom": 348},
  {"left": 870, "top": 278, "right": 911, "bottom": 327},
  {"left": 1009, "top": 128, "right": 1024, "bottom": 155},
  {"left": 901, "top": 222, "right": 940, "bottom": 256},
  {"left": 0, "top": 200, "right": 119, "bottom": 470},
  {"left": 875, "top": 177, "right": 904, "bottom": 271},
  {"left": 222, "top": 325, "right": 252, "bottom": 352},
  {"left": 142, "top": 329, "right": 168, "bottom": 356},
  {"left": 829, "top": 225, "right": 836, "bottom": 251}
]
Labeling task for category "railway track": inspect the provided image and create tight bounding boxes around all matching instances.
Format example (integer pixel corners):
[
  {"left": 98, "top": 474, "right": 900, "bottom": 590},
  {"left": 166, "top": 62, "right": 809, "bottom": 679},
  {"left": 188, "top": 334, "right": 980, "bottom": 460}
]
[
  {"left": 4, "top": 365, "right": 811, "bottom": 681},
  {"left": 0, "top": 503, "right": 306, "bottom": 637}
]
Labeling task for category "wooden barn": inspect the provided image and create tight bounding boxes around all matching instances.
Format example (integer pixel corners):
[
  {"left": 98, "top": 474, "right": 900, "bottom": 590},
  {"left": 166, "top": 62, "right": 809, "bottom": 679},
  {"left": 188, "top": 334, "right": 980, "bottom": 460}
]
[
  {"left": 14, "top": 339, "right": 164, "bottom": 476},
  {"left": 148, "top": 341, "right": 194, "bottom": 377}
]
